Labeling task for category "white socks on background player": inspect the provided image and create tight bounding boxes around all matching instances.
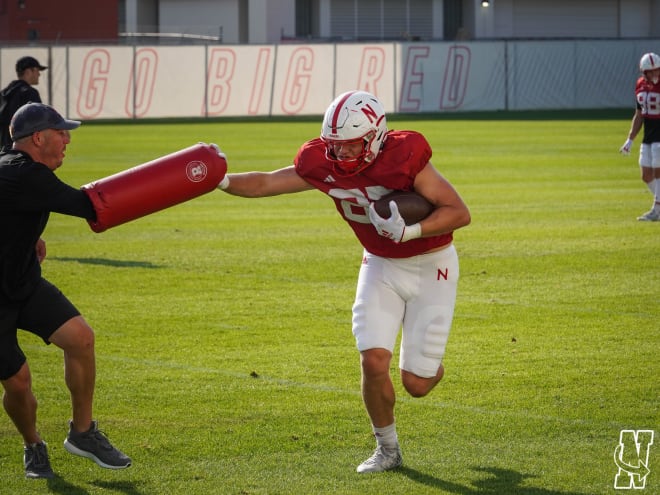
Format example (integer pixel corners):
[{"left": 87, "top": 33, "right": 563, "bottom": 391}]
[
  {"left": 373, "top": 422, "right": 399, "bottom": 450},
  {"left": 648, "top": 179, "right": 660, "bottom": 212}
]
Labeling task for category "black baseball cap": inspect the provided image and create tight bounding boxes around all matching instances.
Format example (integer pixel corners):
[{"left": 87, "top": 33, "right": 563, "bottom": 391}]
[
  {"left": 16, "top": 56, "right": 47, "bottom": 72},
  {"left": 10, "top": 103, "right": 81, "bottom": 141}
]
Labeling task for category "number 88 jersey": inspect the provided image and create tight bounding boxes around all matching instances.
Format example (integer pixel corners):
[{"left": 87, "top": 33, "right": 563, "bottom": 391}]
[{"left": 636, "top": 76, "right": 660, "bottom": 144}]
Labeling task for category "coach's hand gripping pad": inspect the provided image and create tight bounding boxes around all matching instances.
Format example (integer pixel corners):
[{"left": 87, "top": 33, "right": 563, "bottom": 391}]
[{"left": 82, "top": 142, "right": 227, "bottom": 233}]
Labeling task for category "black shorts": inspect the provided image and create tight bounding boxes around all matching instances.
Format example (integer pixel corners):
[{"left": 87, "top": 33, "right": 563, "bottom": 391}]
[{"left": 0, "top": 278, "right": 80, "bottom": 380}]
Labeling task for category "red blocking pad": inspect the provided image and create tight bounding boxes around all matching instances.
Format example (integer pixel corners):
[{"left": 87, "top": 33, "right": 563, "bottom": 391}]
[{"left": 82, "top": 142, "right": 227, "bottom": 233}]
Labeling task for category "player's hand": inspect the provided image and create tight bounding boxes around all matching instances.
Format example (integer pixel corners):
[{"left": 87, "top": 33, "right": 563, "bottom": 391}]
[
  {"left": 619, "top": 138, "right": 634, "bottom": 156},
  {"left": 209, "top": 143, "right": 227, "bottom": 160},
  {"left": 210, "top": 143, "right": 230, "bottom": 190},
  {"left": 369, "top": 201, "right": 407, "bottom": 243}
]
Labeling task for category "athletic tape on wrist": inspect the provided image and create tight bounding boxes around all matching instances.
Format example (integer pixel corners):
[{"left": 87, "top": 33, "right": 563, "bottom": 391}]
[{"left": 217, "top": 175, "right": 230, "bottom": 190}]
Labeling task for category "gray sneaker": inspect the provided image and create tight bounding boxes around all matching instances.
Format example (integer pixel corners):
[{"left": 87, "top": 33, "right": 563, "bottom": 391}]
[
  {"left": 637, "top": 209, "right": 660, "bottom": 221},
  {"left": 356, "top": 445, "right": 403, "bottom": 473},
  {"left": 63, "top": 420, "right": 131, "bottom": 469},
  {"left": 24, "top": 441, "right": 55, "bottom": 479}
]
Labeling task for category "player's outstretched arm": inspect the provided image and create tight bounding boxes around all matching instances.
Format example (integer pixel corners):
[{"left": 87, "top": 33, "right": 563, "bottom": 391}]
[{"left": 218, "top": 165, "right": 313, "bottom": 198}]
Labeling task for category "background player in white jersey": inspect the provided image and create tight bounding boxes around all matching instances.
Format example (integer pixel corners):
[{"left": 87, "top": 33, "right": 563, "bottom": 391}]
[
  {"left": 215, "top": 91, "right": 471, "bottom": 473},
  {"left": 620, "top": 52, "right": 660, "bottom": 221}
]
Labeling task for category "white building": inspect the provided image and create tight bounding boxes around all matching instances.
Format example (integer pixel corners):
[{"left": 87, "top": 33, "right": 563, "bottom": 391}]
[{"left": 120, "top": 0, "right": 660, "bottom": 45}]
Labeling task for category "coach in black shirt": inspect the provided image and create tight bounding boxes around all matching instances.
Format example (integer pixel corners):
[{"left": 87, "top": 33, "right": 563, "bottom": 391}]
[
  {"left": 0, "top": 56, "right": 47, "bottom": 149},
  {"left": 0, "top": 103, "right": 131, "bottom": 479}
]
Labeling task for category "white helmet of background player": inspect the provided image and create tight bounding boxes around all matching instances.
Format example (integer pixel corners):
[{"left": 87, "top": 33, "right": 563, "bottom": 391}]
[
  {"left": 320, "top": 90, "right": 388, "bottom": 176},
  {"left": 640, "top": 52, "right": 660, "bottom": 83}
]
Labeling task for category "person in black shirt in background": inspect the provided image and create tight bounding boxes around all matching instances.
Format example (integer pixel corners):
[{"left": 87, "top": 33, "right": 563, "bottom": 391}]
[
  {"left": 0, "top": 103, "right": 131, "bottom": 479},
  {"left": 0, "top": 56, "right": 47, "bottom": 149}
]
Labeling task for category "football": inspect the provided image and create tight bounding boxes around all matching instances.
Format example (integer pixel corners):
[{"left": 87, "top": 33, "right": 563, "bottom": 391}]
[{"left": 373, "top": 190, "right": 434, "bottom": 225}]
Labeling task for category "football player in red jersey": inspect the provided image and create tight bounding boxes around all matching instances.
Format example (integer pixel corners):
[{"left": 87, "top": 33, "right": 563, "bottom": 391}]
[
  {"left": 620, "top": 52, "right": 660, "bottom": 221},
  {"left": 216, "top": 90, "right": 471, "bottom": 473}
]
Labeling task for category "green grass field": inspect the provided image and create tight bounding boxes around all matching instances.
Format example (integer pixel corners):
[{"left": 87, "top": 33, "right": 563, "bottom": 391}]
[{"left": 0, "top": 112, "right": 657, "bottom": 494}]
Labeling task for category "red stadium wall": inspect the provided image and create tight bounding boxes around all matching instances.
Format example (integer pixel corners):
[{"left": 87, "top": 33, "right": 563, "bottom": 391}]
[{"left": 0, "top": 0, "right": 118, "bottom": 43}]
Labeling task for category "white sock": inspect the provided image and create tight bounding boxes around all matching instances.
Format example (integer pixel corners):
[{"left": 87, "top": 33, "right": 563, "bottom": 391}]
[
  {"left": 654, "top": 179, "right": 660, "bottom": 212},
  {"left": 373, "top": 422, "right": 399, "bottom": 449},
  {"left": 646, "top": 178, "right": 656, "bottom": 195}
]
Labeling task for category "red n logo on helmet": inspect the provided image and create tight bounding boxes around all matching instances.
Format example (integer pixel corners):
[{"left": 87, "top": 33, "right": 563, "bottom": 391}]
[{"left": 362, "top": 104, "right": 385, "bottom": 127}]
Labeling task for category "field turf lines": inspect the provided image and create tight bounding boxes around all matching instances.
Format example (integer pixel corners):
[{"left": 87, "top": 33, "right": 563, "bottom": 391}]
[{"left": 1, "top": 113, "right": 656, "bottom": 494}]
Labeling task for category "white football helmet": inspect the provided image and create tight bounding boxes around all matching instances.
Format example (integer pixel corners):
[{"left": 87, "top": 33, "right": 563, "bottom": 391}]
[
  {"left": 640, "top": 53, "right": 660, "bottom": 83},
  {"left": 320, "top": 90, "right": 388, "bottom": 176}
]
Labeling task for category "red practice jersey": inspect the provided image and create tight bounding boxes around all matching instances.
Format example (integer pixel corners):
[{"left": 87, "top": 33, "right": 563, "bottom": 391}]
[
  {"left": 294, "top": 130, "right": 453, "bottom": 258},
  {"left": 635, "top": 76, "right": 660, "bottom": 143}
]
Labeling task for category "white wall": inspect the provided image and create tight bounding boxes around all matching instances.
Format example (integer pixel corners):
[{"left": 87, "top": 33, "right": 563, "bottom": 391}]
[
  {"left": 247, "top": 0, "right": 296, "bottom": 44},
  {"left": 432, "top": 0, "right": 444, "bottom": 39},
  {"left": 2, "top": 39, "right": 657, "bottom": 120},
  {"left": 159, "top": 0, "right": 238, "bottom": 41},
  {"left": 619, "top": 0, "right": 651, "bottom": 38},
  {"left": 491, "top": 0, "right": 659, "bottom": 39},
  {"left": 139, "top": 0, "right": 660, "bottom": 43}
]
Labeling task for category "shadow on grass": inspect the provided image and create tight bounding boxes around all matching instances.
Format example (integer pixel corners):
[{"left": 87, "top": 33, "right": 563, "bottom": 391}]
[
  {"left": 399, "top": 466, "right": 591, "bottom": 495},
  {"left": 51, "top": 257, "right": 163, "bottom": 269},
  {"left": 92, "top": 480, "right": 144, "bottom": 494},
  {"left": 46, "top": 476, "right": 144, "bottom": 495},
  {"left": 46, "top": 476, "right": 90, "bottom": 495}
]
